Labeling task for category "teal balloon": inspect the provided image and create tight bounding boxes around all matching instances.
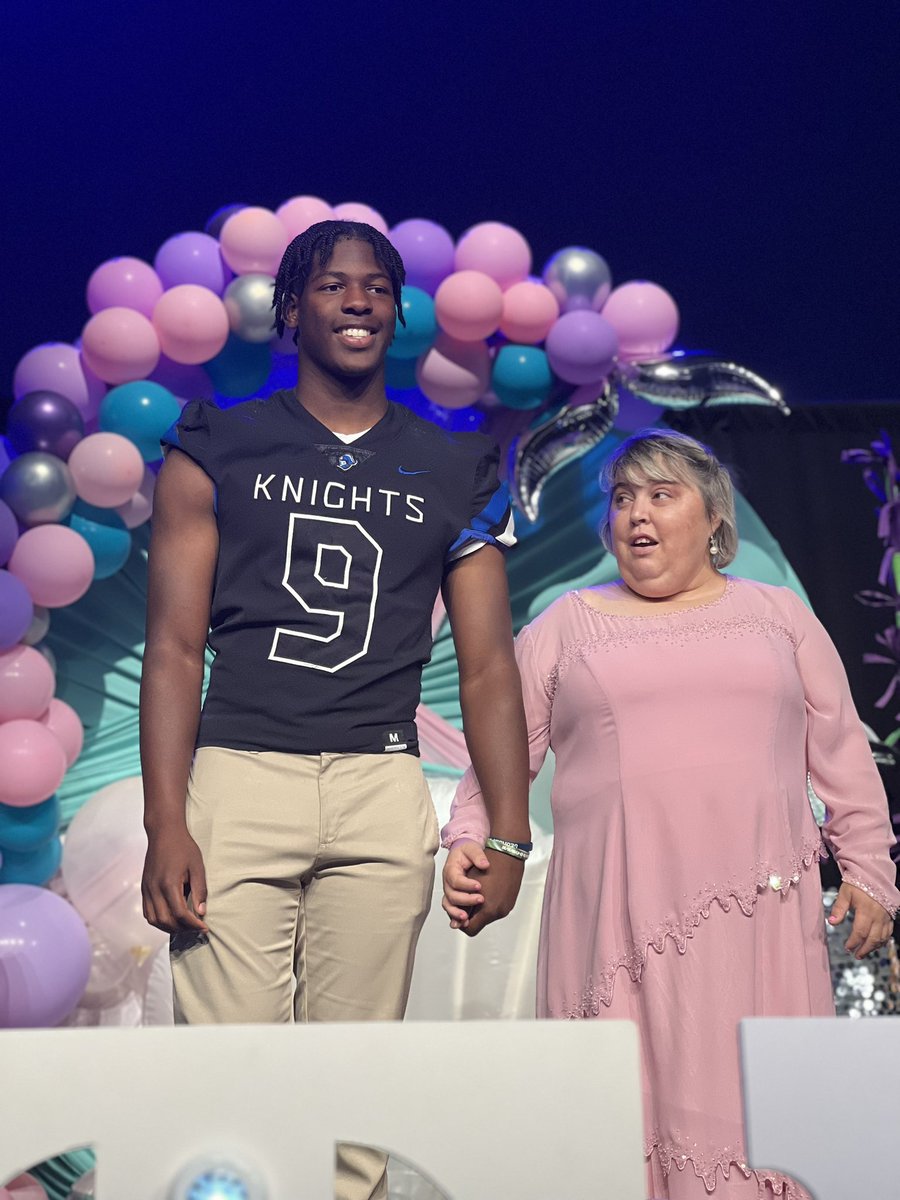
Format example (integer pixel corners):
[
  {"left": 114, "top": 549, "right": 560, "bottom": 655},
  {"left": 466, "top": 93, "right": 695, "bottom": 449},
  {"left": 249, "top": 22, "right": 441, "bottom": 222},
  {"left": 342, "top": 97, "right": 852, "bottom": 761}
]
[
  {"left": 492, "top": 345, "right": 554, "bottom": 410},
  {"left": 0, "top": 794, "right": 60, "bottom": 853},
  {"left": 67, "top": 501, "right": 132, "bottom": 579},
  {"left": 387, "top": 287, "right": 438, "bottom": 360},
  {"left": 204, "top": 335, "right": 272, "bottom": 398},
  {"left": 100, "top": 381, "right": 182, "bottom": 462},
  {"left": 385, "top": 355, "right": 420, "bottom": 392},
  {"left": 0, "top": 835, "right": 62, "bottom": 885}
]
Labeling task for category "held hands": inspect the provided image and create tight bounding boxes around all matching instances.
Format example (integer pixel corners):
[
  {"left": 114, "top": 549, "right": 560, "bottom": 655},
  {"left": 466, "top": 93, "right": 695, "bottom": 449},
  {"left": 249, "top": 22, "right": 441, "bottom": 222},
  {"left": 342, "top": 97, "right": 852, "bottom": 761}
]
[
  {"left": 141, "top": 826, "right": 208, "bottom": 935},
  {"left": 441, "top": 840, "right": 525, "bottom": 937},
  {"left": 828, "top": 882, "right": 893, "bottom": 959}
]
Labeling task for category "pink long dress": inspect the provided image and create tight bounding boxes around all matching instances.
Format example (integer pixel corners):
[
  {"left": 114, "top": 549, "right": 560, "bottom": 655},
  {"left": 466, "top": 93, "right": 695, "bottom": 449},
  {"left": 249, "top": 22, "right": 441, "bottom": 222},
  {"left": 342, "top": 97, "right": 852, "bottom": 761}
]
[{"left": 443, "top": 577, "right": 900, "bottom": 1199}]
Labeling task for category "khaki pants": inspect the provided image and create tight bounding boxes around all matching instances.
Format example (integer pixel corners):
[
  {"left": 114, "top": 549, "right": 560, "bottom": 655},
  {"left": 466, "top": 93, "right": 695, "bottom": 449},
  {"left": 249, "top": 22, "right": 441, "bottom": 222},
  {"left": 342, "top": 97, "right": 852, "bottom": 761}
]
[{"left": 171, "top": 746, "right": 439, "bottom": 1200}]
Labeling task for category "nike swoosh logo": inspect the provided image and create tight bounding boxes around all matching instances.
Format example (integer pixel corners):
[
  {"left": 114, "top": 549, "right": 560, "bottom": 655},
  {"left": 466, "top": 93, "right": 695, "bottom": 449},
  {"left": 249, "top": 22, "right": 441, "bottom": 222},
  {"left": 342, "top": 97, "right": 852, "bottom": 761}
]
[{"left": 398, "top": 467, "right": 430, "bottom": 475}]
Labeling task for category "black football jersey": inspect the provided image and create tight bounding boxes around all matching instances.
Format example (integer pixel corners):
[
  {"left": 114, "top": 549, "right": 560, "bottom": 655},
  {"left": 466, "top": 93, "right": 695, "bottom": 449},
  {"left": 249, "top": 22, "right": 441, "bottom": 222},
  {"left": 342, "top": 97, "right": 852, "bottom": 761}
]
[{"left": 160, "top": 390, "right": 515, "bottom": 755}]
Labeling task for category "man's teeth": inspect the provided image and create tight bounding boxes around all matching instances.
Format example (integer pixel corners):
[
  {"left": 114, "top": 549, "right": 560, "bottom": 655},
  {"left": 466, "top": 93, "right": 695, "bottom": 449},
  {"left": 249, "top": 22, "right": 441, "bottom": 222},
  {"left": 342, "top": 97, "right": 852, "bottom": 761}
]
[{"left": 340, "top": 328, "right": 372, "bottom": 339}]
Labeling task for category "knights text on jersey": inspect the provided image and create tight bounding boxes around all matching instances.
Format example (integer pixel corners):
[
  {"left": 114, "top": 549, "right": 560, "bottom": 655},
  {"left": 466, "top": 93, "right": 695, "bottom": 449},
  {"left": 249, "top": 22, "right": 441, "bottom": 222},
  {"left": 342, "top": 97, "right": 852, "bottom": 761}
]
[{"left": 160, "top": 391, "right": 515, "bottom": 755}]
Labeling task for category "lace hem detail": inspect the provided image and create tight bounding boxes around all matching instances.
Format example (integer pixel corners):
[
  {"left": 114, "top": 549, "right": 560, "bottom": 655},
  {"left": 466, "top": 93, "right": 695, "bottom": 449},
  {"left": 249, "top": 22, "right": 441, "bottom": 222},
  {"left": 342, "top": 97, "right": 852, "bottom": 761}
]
[
  {"left": 841, "top": 873, "right": 900, "bottom": 919},
  {"left": 545, "top": 610, "right": 797, "bottom": 701},
  {"left": 646, "top": 1131, "right": 810, "bottom": 1197},
  {"left": 564, "top": 834, "right": 825, "bottom": 1017}
]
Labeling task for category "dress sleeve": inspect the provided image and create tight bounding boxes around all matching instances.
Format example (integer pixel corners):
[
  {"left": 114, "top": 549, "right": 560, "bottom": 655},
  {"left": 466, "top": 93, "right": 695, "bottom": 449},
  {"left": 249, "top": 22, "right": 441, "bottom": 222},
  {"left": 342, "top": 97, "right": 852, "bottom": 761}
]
[
  {"left": 441, "top": 621, "right": 554, "bottom": 847},
  {"left": 445, "top": 440, "right": 516, "bottom": 564},
  {"left": 160, "top": 399, "right": 216, "bottom": 481},
  {"left": 787, "top": 588, "right": 900, "bottom": 916}
]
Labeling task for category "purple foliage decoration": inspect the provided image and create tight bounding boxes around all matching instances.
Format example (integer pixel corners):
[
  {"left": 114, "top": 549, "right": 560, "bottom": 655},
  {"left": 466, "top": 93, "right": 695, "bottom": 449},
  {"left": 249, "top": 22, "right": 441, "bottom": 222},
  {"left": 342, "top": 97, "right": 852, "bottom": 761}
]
[{"left": 842, "top": 431, "right": 900, "bottom": 861}]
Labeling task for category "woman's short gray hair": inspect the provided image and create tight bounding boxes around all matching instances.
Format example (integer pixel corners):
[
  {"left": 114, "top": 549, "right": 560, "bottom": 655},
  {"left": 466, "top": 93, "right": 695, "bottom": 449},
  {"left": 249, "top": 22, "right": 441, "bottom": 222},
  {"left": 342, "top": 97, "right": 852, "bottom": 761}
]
[{"left": 598, "top": 429, "right": 738, "bottom": 567}]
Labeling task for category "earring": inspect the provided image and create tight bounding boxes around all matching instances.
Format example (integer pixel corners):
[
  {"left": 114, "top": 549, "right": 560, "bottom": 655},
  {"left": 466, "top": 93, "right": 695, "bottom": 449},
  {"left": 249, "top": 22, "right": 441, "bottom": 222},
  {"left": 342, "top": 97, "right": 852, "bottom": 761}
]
[{"left": 709, "top": 534, "right": 720, "bottom": 558}]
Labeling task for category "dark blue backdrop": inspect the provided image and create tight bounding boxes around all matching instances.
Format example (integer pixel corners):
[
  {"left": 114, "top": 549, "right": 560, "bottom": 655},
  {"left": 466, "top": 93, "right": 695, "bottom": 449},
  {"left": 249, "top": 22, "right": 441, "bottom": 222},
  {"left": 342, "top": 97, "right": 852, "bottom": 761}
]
[{"left": 3, "top": 1, "right": 898, "bottom": 417}]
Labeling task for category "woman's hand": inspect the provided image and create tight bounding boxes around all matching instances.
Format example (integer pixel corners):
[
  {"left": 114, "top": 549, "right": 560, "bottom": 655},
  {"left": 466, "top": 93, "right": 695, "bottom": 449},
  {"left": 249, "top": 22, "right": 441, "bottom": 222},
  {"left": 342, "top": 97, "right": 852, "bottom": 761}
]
[
  {"left": 442, "top": 841, "right": 488, "bottom": 930},
  {"left": 828, "top": 882, "right": 893, "bottom": 959}
]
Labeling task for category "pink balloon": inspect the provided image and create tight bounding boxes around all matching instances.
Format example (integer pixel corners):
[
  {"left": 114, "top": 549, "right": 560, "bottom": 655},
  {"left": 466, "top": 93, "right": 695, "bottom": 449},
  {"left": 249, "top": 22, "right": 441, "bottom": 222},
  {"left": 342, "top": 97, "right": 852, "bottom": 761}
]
[
  {"left": 601, "top": 281, "right": 680, "bottom": 358},
  {"left": 8, "top": 525, "right": 95, "bottom": 607},
  {"left": 499, "top": 281, "right": 560, "bottom": 344},
  {"left": 434, "top": 271, "right": 504, "bottom": 342},
  {"left": 68, "top": 432, "right": 144, "bottom": 508},
  {"left": 0, "top": 645, "right": 55, "bottom": 723},
  {"left": 38, "top": 697, "right": 84, "bottom": 767},
  {"left": 416, "top": 334, "right": 491, "bottom": 409},
  {"left": 13, "top": 343, "right": 106, "bottom": 421},
  {"left": 454, "top": 222, "right": 532, "bottom": 290},
  {"left": 81, "top": 307, "right": 160, "bottom": 385},
  {"left": 115, "top": 466, "right": 156, "bottom": 527},
  {"left": 152, "top": 284, "right": 230, "bottom": 365},
  {"left": 0, "top": 719, "right": 67, "bottom": 806},
  {"left": 332, "top": 202, "right": 388, "bottom": 234},
  {"left": 219, "top": 206, "right": 289, "bottom": 275},
  {"left": 86, "top": 257, "right": 164, "bottom": 318},
  {"left": 0, "top": 1173, "right": 48, "bottom": 1200},
  {"left": 277, "top": 195, "right": 333, "bottom": 238}
]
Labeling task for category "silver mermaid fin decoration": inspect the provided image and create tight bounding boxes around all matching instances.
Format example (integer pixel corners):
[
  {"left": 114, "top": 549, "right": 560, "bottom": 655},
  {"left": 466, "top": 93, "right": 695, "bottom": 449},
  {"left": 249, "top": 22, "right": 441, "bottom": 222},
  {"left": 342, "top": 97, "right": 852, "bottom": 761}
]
[{"left": 615, "top": 354, "right": 790, "bottom": 414}]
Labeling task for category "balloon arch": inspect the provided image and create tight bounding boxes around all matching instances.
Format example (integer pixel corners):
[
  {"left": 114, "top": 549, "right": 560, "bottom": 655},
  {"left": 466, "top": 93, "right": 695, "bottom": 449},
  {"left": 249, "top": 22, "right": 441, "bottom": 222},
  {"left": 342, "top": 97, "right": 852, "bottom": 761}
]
[{"left": 0, "top": 195, "right": 790, "bottom": 1046}]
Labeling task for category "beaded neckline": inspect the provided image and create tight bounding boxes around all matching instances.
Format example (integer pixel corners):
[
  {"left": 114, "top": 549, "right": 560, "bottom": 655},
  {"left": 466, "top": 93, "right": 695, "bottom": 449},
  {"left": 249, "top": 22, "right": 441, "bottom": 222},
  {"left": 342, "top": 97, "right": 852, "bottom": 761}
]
[{"left": 570, "top": 575, "right": 736, "bottom": 620}]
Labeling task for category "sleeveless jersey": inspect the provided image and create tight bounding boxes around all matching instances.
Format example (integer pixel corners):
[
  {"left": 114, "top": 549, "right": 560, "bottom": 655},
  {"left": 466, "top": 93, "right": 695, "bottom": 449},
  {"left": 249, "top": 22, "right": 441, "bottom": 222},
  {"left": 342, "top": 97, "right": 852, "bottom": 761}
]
[{"left": 161, "top": 390, "right": 515, "bottom": 755}]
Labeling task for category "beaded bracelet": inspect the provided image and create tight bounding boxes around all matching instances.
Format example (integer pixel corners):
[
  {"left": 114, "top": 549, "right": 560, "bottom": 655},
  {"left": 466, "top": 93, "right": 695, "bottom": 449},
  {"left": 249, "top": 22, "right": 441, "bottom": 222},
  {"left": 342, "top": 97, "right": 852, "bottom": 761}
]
[{"left": 485, "top": 836, "right": 532, "bottom": 860}]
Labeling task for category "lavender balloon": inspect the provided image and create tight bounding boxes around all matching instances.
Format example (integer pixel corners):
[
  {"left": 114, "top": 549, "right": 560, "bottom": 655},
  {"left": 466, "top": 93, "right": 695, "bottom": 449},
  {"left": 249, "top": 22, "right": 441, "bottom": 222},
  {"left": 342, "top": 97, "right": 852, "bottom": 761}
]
[
  {"left": 7, "top": 391, "right": 85, "bottom": 460},
  {"left": 0, "top": 499, "right": 18, "bottom": 565},
  {"left": 0, "top": 884, "right": 92, "bottom": 1027},
  {"left": 155, "top": 231, "right": 231, "bottom": 295},
  {"left": 0, "top": 570, "right": 34, "bottom": 650}
]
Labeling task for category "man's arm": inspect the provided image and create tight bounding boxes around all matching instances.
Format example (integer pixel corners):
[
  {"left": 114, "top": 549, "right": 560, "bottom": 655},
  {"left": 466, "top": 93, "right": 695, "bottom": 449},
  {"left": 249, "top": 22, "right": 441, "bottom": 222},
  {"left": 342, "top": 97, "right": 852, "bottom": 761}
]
[
  {"left": 441, "top": 545, "right": 530, "bottom": 935},
  {"left": 139, "top": 449, "right": 218, "bottom": 934}
]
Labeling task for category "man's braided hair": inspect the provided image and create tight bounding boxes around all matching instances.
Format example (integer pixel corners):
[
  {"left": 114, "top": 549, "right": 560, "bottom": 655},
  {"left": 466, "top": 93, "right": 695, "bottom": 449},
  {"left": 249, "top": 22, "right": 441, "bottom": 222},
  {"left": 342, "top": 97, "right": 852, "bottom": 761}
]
[{"left": 272, "top": 220, "right": 406, "bottom": 343}]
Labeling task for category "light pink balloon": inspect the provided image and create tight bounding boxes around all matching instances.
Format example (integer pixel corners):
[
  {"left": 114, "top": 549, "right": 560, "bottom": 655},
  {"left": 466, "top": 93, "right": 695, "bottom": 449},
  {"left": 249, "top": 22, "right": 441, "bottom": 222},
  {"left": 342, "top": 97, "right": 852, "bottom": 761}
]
[
  {"left": 68, "top": 432, "right": 145, "bottom": 508},
  {"left": 434, "top": 271, "right": 504, "bottom": 342},
  {"left": 61, "top": 776, "right": 168, "bottom": 959},
  {"left": 454, "top": 222, "right": 532, "bottom": 290},
  {"left": 38, "top": 697, "right": 84, "bottom": 767},
  {"left": 219, "top": 206, "right": 289, "bottom": 275},
  {"left": 0, "top": 718, "right": 67, "bottom": 807},
  {"left": 152, "top": 285, "right": 230, "bottom": 365},
  {"left": 0, "top": 645, "right": 55, "bottom": 722},
  {"left": 332, "top": 202, "right": 388, "bottom": 234},
  {"left": 86, "top": 257, "right": 164, "bottom": 318},
  {"left": 416, "top": 334, "right": 491, "bottom": 409},
  {"left": 115, "top": 466, "right": 156, "bottom": 527},
  {"left": 81, "top": 307, "right": 160, "bottom": 384},
  {"left": 499, "top": 281, "right": 560, "bottom": 344},
  {"left": 8, "top": 525, "right": 95, "bottom": 607},
  {"left": 13, "top": 343, "right": 107, "bottom": 421},
  {"left": 601, "top": 281, "right": 680, "bottom": 358},
  {"left": 277, "top": 195, "right": 333, "bottom": 239}
]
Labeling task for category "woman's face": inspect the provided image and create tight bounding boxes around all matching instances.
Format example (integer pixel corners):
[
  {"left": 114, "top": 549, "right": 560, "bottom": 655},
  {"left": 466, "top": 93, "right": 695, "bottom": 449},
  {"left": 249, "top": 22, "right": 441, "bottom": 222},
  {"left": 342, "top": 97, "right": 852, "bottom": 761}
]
[{"left": 608, "top": 465, "right": 721, "bottom": 599}]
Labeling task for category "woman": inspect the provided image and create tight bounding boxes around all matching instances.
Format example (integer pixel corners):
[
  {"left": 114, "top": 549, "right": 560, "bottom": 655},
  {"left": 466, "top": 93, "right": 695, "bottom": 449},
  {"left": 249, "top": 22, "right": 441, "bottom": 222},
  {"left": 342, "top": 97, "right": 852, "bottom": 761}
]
[{"left": 442, "top": 430, "right": 898, "bottom": 1199}]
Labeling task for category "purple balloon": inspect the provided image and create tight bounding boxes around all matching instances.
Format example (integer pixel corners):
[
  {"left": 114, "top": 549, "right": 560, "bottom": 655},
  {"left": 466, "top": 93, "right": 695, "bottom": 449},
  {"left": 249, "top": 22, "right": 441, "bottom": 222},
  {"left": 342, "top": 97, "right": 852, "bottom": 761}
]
[
  {"left": 545, "top": 311, "right": 619, "bottom": 385},
  {"left": 149, "top": 354, "right": 215, "bottom": 401},
  {"left": 205, "top": 202, "right": 246, "bottom": 239},
  {"left": 12, "top": 343, "right": 106, "bottom": 421},
  {"left": 0, "top": 570, "right": 34, "bottom": 648},
  {"left": 154, "top": 231, "right": 231, "bottom": 295},
  {"left": 0, "top": 499, "right": 17, "bottom": 565},
  {"left": 0, "top": 884, "right": 92, "bottom": 1027},
  {"left": 7, "top": 391, "right": 86, "bottom": 461},
  {"left": 389, "top": 219, "right": 456, "bottom": 295}
]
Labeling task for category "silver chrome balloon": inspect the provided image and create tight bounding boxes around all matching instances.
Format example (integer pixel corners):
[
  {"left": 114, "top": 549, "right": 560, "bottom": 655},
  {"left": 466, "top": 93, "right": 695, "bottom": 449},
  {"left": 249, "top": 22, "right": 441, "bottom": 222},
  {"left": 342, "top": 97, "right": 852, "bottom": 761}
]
[
  {"left": 542, "top": 246, "right": 612, "bottom": 312},
  {"left": 223, "top": 273, "right": 277, "bottom": 343},
  {"left": 614, "top": 354, "right": 790, "bottom": 414},
  {"left": 0, "top": 451, "right": 77, "bottom": 526},
  {"left": 21, "top": 604, "right": 51, "bottom": 645},
  {"left": 513, "top": 385, "right": 619, "bottom": 521}
]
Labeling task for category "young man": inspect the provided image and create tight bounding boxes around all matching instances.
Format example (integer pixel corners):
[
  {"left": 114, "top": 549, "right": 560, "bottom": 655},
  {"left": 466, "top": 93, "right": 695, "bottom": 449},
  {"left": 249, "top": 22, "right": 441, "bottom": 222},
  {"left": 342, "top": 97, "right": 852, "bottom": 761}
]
[{"left": 140, "top": 221, "right": 530, "bottom": 1200}]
